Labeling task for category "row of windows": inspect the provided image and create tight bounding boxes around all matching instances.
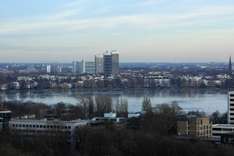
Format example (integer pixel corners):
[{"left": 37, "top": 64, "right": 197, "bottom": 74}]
[
  {"left": 12, "top": 129, "right": 71, "bottom": 135},
  {"left": 11, "top": 124, "right": 72, "bottom": 129},
  {"left": 213, "top": 133, "right": 221, "bottom": 136},
  {"left": 230, "top": 94, "right": 234, "bottom": 97},
  {"left": 213, "top": 128, "right": 234, "bottom": 131}
]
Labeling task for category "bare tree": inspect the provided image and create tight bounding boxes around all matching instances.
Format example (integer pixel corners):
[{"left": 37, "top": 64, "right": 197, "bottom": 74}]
[{"left": 142, "top": 96, "right": 152, "bottom": 113}]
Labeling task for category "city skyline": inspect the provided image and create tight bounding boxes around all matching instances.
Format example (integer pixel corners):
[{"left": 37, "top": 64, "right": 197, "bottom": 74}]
[{"left": 0, "top": 0, "right": 234, "bottom": 62}]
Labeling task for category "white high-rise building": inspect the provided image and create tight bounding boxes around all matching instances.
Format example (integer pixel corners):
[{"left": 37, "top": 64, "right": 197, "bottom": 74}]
[
  {"left": 228, "top": 91, "right": 234, "bottom": 124},
  {"left": 79, "top": 60, "right": 85, "bottom": 74},
  {"left": 46, "top": 65, "right": 51, "bottom": 73},
  {"left": 111, "top": 52, "right": 119, "bottom": 75},
  {"left": 95, "top": 55, "right": 104, "bottom": 74},
  {"left": 72, "top": 60, "right": 85, "bottom": 74}
]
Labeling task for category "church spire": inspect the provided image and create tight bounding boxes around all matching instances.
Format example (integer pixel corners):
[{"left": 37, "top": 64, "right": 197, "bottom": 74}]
[{"left": 229, "top": 56, "right": 232, "bottom": 76}]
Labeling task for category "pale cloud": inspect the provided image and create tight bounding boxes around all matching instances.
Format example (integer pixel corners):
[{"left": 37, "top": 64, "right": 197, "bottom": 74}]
[
  {"left": 0, "top": 0, "right": 234, "bottom": 62},
  {"left": 1, "top": 4, "right": 234, "bottom": 34}
]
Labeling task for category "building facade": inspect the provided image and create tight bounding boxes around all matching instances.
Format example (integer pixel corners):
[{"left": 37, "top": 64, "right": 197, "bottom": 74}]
[
  {"left": 111, "top": 53, "right": 119, "bottom": 75},
  {"left": 72, "top": 60, "right": 85, "bottom": 74},
  {"left": 103, "top": 51, "right": 119, "bottom": 77},
  {"left": 9, "top": 119, "right": 87, "bottom": 142},
  {"left": 177, "top": 116, "right": 212, "bottom": 138},
  {"left": 228, "top": 91, "right": 234, "bottom": 124},
  {"left": 95, "top": 55, "right": 104, "bottom": 74},
  {"left": 103, "top": 52, "right": 113, "bottom": 77},
  {"left": 212, "top": 124, "right": 234, "bottom": 143},
  {"left": 85, "top": 61, "right": 95, "bottom": 74},
  {"left": 0, "top": 110, "right": 12, "bottom": 131}
]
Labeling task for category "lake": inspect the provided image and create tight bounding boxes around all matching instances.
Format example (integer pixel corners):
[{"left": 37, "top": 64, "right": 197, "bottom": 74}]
[{"left": 0, "top": 89, "right": 229, "bottom": 114}]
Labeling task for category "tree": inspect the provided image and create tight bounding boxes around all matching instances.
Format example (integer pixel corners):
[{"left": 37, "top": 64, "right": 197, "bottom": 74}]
[
  {"left": 142, "top": 96, "right": 152, "bottom": 113},
  {"left": 88, "top": 96, "right": 94, "bottom": 118},
  {"left": 95, "top": 96, "right": 113, "bottom": 117},
  {"left": 116, "top": 98, "right": 128, "bottom": 117}
]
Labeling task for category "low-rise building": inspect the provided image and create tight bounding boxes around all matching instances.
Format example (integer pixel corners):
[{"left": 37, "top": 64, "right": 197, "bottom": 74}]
[
  {"left": 212, "top": 124, "right": 234, "bottom": 143},
  {"left": 9, "top": 119, "right": 88, "bottom": 142},
  {"left": 177, "top": 116, "right": 212, "bottom": 139},
  {"left": 0, "top": 110, "right": 12, "bottom": 131}
]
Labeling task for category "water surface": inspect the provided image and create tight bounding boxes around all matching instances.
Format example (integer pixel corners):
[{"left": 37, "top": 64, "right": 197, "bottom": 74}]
[{"left": 0, "top": 89, "right": 228, "bottom": 114}]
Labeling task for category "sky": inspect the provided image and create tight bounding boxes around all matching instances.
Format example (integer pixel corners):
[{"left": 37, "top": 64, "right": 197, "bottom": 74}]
[{"left": 0, "top": 0, "right": 234, "bottom": 63}]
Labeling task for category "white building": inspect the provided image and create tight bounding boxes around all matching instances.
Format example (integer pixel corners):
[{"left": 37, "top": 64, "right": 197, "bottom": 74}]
[
  {"left": 9, "top": 119, "right": 87, "bottom": 142},
  {"left": 211, "top": 91, "right": 234, "bottom": 142},
  {"left": 104, "top": 112, "right": 116, "bottom": 118},
  {"left": 46, "top": 65, "right": 51, "bottom": 73},
  {"left": 212, "top": 124, "right": 234, "bottom": 140},
  {"left": 95, "top": 55, "right": 104, "bottom": 74}
]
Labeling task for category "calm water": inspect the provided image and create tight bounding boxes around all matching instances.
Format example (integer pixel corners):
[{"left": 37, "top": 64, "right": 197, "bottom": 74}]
[{"left": 0, "top": 89, "right": 229, "bottom": 114}]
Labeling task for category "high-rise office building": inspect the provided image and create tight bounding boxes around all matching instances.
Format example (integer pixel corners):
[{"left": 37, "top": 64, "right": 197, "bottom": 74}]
[
  {"left": 104, "top": 52, "right": 113, "bottom": 77},
  {"left": 95, "top": 55, "right": 104, "bottom": 74},
  {"left": 72, "top": 61, "right": 78, "bottom": 74},
  {"left": 46, "top": 65, "right": 51, "bottom": 73},
  {"left": 103, "top": 51, "right": 119, "bottom": 77},
  {"left": 79, "top": 60, "right": 85, "bottom": 74},
  {"left": 111, "top": 52, "right": 119, "bottom": 75},
  {"left": 85, "top": 61, "right": 95, "bottom": 74},
  {"left": 72, "top": 60, "right": 85, "bottom": 74},
  {"left": 228, "top": 91, "right": 234, "bottom": 124}
]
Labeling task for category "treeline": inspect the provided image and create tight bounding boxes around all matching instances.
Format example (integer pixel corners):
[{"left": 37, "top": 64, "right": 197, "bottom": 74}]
[
  {"left": 2, "top": 96, "right": 128, "bottom": 120},
  {"left": 0, "top": 131, "right": 74, "bottom": 156},
  {"left": 77, "top": 127, "right": 234, "bottom": 156}
]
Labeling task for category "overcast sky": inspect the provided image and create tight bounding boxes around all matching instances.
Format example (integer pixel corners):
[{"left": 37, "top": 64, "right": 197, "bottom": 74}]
[{"left": 0, "top": 0, "right": 234, "bottom": 63}]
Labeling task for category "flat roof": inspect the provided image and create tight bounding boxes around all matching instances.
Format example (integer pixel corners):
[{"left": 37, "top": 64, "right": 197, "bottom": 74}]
[
  {"left": 10, "top": 119, "right": 88, "bottom": 125},
  {"left": 0, "top": 111, "right": 12, "bottom": 113}
]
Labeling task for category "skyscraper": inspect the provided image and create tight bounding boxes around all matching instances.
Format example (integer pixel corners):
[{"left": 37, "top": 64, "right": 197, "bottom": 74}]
[
  {"left": 85, "top": 61, "right": 95, "bottom": 74},
  {"left": 79, "top": 60, "right": 85, "bottom": 74},
  {"left": 112, "top": 52, "right": 119, "bottom": 75},
  {"left": 95, "top": 55, "right": 104, "bottom": 74},
  {"left": 103, "top": 52, "right": 113, "bottom": 77},
  {"left": 72, "top": 61, "right": 78, "bottom": 74},
  {"left": 46, "top": 65, "right": 51, "bottom": 73},
  {"left": 72, "top": 60, "right": 85, "bottom": 74},
  {"left": 103, "top": 51, "right": 119, "bottom": 77}
]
